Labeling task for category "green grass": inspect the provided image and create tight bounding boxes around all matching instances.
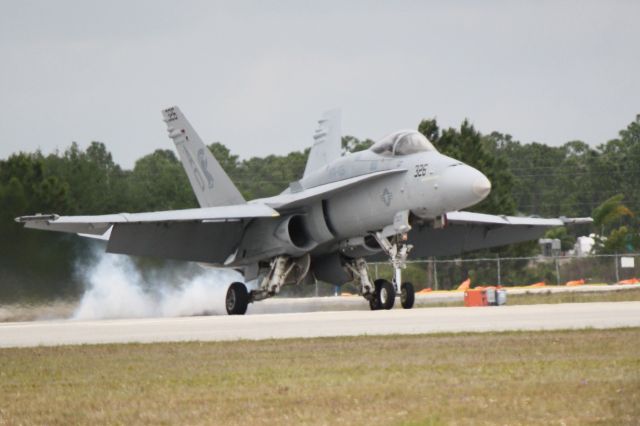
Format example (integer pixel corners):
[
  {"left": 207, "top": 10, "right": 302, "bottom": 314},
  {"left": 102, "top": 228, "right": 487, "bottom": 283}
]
[
  {"left": 1, "top": 329, "right": 639, "bottom": 425},
  {"left": 416, "top": 286, "right": 640, "bottom": 308},
  {"left": 506, "top": 287, "right": 640, "bottom": 305}
]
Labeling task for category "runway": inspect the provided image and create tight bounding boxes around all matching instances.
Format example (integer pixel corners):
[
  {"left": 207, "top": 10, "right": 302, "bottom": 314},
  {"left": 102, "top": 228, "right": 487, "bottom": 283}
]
[
  {"left": 1, "top": 301, "right": 638, "bottom": 348},
  {"left": 248, "top": 283, "right": 640, "bottom": 313}
]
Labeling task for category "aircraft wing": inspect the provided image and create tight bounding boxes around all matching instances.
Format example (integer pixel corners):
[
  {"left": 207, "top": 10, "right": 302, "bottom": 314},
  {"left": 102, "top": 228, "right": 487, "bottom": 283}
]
[
  {"left": 407, "top": 211, "right": 592, "bottom": 258},
  {"left": 15, "top": 204, "right": 279, "bottom": 264}
]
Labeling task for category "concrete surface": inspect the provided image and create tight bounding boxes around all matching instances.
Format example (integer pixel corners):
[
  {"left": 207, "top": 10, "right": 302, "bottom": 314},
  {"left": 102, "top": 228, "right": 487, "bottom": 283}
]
[{"left": 1, "top": 301, "right": 638, "bottom": 348}]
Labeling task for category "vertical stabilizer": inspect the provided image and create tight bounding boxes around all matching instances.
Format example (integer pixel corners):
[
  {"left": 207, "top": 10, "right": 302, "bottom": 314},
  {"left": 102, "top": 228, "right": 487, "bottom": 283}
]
[
  {"left": 303, "top": 109, "right": 342, "bottom": 178},
  {"left": 162, "top": 106, "right": 245, "bottom": 207}
]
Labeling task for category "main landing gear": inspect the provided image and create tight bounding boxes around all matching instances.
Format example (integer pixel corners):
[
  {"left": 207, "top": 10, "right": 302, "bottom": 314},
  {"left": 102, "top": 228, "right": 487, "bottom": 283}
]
[
  {"left": 346, "top": 233, "right": 415, "bottom": 310},
  {"left": 226, "top": 282, "right": 249, "bottom": 315},
  {"left": 224, "top": 254, "right": 311, "bottom": 315},
  {"left": 224, "top": 234, "right": 415, "bottom": 315}
]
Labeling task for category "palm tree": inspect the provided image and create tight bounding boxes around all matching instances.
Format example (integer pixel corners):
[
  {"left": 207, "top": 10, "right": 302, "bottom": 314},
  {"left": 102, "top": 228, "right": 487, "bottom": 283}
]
[
  {"left": 592, "top": 194, "right": 633, "bottom": 236},
  {"left": 591, "top": 194, "right": 635, "bottom": 253}
]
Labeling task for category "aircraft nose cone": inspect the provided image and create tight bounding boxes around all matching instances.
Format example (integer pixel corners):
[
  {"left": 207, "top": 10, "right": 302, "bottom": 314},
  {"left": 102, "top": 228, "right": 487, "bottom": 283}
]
[
  {"left": 437, "top": 164, "right": 492, "bottom": 210},
  {"left": 472, "top": 175, "right": 491, "bottom": 199}
]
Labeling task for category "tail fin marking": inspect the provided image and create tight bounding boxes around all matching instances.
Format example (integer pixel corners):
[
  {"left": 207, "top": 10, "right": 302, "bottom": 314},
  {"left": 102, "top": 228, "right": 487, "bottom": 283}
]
[{"left": 162, "top": 106, "right": 245, "bottom": 207}]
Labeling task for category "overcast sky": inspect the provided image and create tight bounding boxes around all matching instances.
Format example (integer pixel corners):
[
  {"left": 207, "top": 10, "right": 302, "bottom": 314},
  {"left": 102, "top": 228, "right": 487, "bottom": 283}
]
[{"left": 1, "top": 1, "right": 638, "bottom": 169}]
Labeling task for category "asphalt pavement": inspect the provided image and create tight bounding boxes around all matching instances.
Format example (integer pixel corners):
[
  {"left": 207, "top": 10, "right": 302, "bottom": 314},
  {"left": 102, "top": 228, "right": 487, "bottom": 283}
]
[{"left": 1, "top": 301, "right": 638, "bottom": 348}]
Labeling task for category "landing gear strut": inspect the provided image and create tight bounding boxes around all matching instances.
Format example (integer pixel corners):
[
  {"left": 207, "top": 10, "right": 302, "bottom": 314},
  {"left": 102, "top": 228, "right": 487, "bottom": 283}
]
[
  {"left": 249, "top": 254, "right": 311, "bottom": 303},
  {"left": 372, "top": 232, "right": 415, "bottom": 310},
  {"left": 344, "top": 257, "right": 378, "bottom": 306},
  {"left": 345, "top": 233, "right": 415, "bottom": 311},
  {"left": 224, "top": 254, "right": 311, "bottom": 316}
]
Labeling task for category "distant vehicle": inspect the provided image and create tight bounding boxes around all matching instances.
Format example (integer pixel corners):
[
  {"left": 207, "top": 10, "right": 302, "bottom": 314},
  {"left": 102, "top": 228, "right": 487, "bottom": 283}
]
[{"left": 16, "top": 107, "right": 591, "bottom": 314}]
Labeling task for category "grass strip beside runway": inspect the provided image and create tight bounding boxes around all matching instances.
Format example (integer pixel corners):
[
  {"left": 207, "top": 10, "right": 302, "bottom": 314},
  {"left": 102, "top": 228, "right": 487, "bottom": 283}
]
[
  {"left": 502, "top": 286, "right": 640, "bottom": 305},
  {"left": 1, "top": 328, "right": 638, "bottom": 425},
  {"left": 416, "top": 286, "right": 640, "bottom": 308}
]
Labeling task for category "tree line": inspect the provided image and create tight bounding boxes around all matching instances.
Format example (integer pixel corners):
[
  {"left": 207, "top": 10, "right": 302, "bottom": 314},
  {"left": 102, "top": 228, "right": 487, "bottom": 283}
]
[{"left": 1, "top": 115, "right": 639, "bottom": 301}]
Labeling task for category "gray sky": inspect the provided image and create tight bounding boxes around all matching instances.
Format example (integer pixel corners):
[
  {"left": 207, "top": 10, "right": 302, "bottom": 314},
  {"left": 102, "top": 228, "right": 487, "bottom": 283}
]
[{"left": 1, "top": 0, "right": 638, "bottom": 169}]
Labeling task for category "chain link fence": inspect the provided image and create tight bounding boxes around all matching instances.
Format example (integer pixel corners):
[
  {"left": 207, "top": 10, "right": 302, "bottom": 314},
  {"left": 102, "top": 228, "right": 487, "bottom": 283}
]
[{"left": 367, "top": 254, "right": 640, "bottom": 291}]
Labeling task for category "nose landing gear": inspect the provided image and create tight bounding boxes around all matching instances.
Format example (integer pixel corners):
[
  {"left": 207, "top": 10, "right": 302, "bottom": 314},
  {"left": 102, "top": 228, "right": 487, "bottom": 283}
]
[
  {"left": 345, "top": 232, "right": 416, "bottom": 311},
  {"left": 371, "top": 232, "right": 415, "bottom": 310},
  {"left": 369, "top": 279, "right": 396, "bottom": 310},
  {"left": 400, "top": 281, "right": 415, "bottom": 309}
]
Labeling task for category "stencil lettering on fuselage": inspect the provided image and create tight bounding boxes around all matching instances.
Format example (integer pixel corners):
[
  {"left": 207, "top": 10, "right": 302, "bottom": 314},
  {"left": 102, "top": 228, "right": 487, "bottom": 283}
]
[{"left": 381, "top": 187, "right": 393, "bottom": 207}]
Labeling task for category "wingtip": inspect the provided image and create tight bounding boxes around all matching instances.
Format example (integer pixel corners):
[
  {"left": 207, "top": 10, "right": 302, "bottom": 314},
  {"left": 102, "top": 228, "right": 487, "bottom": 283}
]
[
  {"left": 560, "top": 216, "right": 594, "bottom": 225},
  {"left": 15, "top": 213, "right": 59, "bottom": 223}
]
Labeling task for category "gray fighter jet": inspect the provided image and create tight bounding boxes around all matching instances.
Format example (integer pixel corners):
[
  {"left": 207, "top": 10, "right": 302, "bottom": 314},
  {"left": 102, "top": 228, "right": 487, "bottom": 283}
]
[{"left": 16, "top": 107, "right": 590, "bottom": 314}]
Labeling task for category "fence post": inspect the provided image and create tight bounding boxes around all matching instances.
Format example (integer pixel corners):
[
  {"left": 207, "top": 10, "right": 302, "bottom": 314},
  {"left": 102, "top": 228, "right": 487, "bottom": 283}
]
[
  {"left": 614, "top": 254, "right": 619, "bottom": 284},
  {"left": 497, "top": 255, "right": 502, "bottom": 286},
  {"left": 433, "top": 259, "right": 439, "bottom": 291},
  {"left": 554, "top": 256, "right": 561, "bottom": 285}
]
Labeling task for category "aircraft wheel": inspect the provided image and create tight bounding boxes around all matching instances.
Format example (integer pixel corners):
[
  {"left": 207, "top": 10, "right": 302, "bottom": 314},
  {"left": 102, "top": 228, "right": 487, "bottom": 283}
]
[
  {"left": 374, "top": 279, "right": 396, "bottom": 310},
  {"left": 369, "top": 296, "right": 381, "bottom": 311},
  {"left": 369, "top": 279, "right": 385, "bottom": 310},
  {"left": 401, "top": 282, "right": 415, "bottom": 309},
  {"left": 226, "top": 282, "right": 249, "bottom": 315}
]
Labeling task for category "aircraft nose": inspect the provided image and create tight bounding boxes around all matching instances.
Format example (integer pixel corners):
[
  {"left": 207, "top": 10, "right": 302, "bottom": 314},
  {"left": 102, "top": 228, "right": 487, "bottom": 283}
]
[
  {"left": 438, "top": 164, "right": 492, "bottom": 210},
  {"left": 472, "top": 174, "right": 491, "bottom": 199}
]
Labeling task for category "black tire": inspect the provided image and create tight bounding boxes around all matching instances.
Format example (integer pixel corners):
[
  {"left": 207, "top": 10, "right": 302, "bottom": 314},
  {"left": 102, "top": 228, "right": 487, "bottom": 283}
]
[
  {"left": 374, "top": 279, "right": 396, "bottom": 310},
  {"left": 369, "top": 279, "right": 385, "bottom": 310},
  {"left": 401, "top": 282, "right": 415, "bottom": 309},
  {"left": 226, "top": 282, "right": 249, "bottom": 315},
  {"left": 369, "top": 296, "right": 381, "bottom": 311}
]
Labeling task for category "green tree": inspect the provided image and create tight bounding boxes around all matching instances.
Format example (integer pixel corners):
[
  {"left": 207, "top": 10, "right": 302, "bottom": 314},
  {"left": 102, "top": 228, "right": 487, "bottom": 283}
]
[
  {"left": 0, "top": 177, "right": 27, "bottom": 225},
  {"left": 342, "top": 136, "right": 374, "bottom": 154},
  {"left": 592, "top": 194, "right": 635, "bottom": 253},
  {"left": 128, "top": 149, "right": 196, "bottom": 211},
  {"left": 208, "top": 142, "right": 240, "bottom": 177},
  {"left": 592, "top": 194, "right": 633, "bottom": 236},
  {"left": 419, "top": 118, "right": 516, "bottom": 215},
  {"left": 42, "top": 142, "right": 127, "bottom": 214},
  {"left": 544, "top": 227, "right": 576, "bottom": 252}
]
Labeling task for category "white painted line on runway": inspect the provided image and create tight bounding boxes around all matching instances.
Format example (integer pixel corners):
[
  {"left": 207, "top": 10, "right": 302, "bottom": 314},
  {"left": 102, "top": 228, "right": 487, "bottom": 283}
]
[{"left": 0, "top": 302, "right": 638, "bottom": 348}]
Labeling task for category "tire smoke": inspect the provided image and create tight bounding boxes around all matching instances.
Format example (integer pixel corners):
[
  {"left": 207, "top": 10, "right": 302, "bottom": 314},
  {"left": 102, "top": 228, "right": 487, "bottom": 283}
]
[{"left": 72, "top": 251, "right": 243, "bottom": 320}]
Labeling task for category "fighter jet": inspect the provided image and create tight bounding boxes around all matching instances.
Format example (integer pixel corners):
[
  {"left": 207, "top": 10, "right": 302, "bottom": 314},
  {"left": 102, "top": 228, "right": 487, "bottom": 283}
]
[{"left": 16, "top": 107, "right": 590, "bottom": 314}]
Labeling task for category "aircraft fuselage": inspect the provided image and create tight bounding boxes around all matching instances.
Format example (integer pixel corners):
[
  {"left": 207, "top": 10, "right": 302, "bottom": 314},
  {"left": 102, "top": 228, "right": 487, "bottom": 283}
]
[{"left": 236, "top": 141, "right": 491, "bottom": 267}]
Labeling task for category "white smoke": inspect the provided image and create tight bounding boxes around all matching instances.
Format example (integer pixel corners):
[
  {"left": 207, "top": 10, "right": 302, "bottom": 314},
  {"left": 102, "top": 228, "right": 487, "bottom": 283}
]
[{"left": 72, "top": 252, "right": 243, "bottom": 320}]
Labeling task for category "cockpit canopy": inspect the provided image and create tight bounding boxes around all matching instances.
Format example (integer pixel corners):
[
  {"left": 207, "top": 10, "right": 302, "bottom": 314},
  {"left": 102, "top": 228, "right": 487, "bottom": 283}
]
[{"left": 370, "top": 130, "right": 437, "bottom": 156}]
